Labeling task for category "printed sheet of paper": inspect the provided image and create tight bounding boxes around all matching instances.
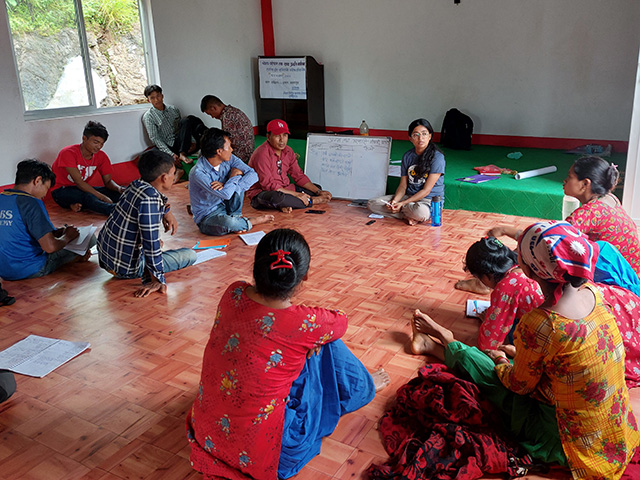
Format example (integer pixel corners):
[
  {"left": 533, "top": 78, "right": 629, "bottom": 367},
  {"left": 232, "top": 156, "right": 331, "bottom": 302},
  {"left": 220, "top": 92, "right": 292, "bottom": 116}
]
[
  {"left": 259, "top": 57, "right": 307, "bottom": 99},
  {"left": 239, "top": 231, "right": 266, "bottom": 246},
  {"left": 465, "top": 299, "right": 491, "bottom": 318},
  {"left": 388, "top": 165, "right": 401, "bottom": 177},
  {"left": 0, "top": 335, "right": 90, "bottom": 378},
  {"left": 194, "top": 249, "right": 227, "bottom": 265},
  {"left": 64, "top": 225, "right": 97, "bottom": 255}
]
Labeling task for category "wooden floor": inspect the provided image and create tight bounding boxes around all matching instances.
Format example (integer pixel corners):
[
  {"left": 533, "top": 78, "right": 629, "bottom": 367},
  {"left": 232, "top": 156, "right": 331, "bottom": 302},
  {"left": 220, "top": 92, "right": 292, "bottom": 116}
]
[{"left": 1, "top": 184, "right": 639, "bottom": 480}]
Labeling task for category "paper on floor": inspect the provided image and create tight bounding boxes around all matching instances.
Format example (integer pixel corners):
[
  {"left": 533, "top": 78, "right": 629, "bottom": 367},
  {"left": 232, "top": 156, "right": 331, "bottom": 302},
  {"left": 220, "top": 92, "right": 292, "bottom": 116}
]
[{"left": 0, "top": 335, "right": 90, "bottom": 378}]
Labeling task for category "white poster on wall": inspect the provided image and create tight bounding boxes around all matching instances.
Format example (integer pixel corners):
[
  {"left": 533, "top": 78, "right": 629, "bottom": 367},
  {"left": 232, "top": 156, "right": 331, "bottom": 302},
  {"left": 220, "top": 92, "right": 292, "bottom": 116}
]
[{"left": 259, "top": 57, "right": 307, "bottom": 100}]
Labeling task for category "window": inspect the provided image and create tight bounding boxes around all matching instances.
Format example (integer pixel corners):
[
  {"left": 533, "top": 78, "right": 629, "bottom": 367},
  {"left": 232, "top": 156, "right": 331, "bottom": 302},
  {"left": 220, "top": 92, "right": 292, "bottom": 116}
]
[{"left": 4, "top": 0, "right": 156, "bottom": 116}]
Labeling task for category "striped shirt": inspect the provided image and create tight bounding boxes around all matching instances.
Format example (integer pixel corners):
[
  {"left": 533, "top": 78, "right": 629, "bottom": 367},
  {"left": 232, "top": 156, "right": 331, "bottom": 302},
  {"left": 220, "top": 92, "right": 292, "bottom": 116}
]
[
  {"left": 142, "top": 104, "right": 181, "bottom": 155},
  {"left": 97, "top": 180, "right": 168, "bottom": 284}
]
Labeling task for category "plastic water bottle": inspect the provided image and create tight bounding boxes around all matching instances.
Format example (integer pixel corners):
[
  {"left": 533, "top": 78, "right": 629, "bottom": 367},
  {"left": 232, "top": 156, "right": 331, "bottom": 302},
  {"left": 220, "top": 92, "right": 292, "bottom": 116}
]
[
  {"left": 359, "top": 120, "right": 369, "bottom": 136},
  {"left": 431, "top": 196, "right": 442, "bottom": 227}
]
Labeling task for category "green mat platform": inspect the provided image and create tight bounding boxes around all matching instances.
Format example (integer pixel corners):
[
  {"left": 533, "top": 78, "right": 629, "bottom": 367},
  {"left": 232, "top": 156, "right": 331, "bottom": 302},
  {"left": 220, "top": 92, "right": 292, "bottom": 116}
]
[{"left": 254, "top": 136, "right": 627, "bottom": 220}]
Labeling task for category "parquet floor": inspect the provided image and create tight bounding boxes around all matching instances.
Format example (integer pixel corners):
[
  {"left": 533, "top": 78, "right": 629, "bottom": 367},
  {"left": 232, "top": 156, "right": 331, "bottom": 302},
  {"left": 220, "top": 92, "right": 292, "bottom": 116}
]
[{"left": 1, "top": 184, "right": 639, "bottom": 480}]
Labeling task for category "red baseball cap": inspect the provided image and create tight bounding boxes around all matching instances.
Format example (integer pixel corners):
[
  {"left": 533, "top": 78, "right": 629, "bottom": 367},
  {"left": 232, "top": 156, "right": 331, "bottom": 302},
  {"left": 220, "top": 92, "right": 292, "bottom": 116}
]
[{"left": 266, "top": 119, "right": 290, "bottom": 135}]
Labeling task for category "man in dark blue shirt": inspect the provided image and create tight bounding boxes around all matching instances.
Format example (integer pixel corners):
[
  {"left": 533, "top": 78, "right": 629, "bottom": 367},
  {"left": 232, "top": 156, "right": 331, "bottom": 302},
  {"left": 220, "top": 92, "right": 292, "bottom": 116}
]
[{"left": 0, "top": 159, "right": 94, "bottom": 281}]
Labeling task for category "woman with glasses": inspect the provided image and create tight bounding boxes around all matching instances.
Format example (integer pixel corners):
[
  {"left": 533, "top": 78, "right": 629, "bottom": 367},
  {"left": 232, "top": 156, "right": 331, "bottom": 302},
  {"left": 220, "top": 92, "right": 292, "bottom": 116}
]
[{"left": 368, "top": 118, "right": 445, "bottom": 225}]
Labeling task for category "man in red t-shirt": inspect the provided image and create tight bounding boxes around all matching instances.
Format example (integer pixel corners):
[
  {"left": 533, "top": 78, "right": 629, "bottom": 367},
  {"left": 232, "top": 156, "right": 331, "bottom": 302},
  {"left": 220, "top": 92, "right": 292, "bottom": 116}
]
[{"left": 51, "top": 121, "right": 126, "bottom": 216}]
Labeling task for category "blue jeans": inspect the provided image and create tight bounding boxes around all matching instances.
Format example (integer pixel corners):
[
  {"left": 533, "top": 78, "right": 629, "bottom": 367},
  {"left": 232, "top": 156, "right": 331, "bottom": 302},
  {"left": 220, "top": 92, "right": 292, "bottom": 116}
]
[
  {"left": 52, "top": 186, "right": 121, "bottom": 216},
  {"left": 29, "top": 234, "right": 98, "bottom": 278},
  {"left": 112, "top": 248, "right": 197, "bottom": 280},
  {"left": 197, "top": 192, "right": 251, "bottom": 236}
]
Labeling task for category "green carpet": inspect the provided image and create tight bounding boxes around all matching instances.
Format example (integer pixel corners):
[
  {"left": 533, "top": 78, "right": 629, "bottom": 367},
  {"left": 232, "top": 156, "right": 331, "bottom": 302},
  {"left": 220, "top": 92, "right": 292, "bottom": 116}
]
[{"left": 253, "top": 136, "right": 627, "bottom": 220}]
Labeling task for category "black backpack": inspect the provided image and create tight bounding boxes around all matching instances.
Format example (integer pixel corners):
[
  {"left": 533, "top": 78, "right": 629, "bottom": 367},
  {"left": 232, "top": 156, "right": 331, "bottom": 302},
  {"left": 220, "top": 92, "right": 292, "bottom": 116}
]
[{"left": 440, "top": 108, "right": 473, "bottom": 150}]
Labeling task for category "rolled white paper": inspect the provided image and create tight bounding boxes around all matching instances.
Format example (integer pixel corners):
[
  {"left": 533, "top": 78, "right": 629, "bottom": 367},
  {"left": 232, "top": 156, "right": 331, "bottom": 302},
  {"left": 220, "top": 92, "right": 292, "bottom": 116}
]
[{"left": 515, "top": 165, "right": 557, "bottom": 180}]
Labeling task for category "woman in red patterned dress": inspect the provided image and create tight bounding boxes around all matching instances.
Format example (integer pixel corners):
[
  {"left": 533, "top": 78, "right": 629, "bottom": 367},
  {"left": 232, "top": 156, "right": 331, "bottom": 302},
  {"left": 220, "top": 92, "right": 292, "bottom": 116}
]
[
  {"left": 186, "top": 228, "right": 389, "bottom": 480},
  {"left": 461, "top": 236, "right": 544, "bottom": 350},
  {"left": 563, "top": 155, "right": 640, "bottom": 276}
]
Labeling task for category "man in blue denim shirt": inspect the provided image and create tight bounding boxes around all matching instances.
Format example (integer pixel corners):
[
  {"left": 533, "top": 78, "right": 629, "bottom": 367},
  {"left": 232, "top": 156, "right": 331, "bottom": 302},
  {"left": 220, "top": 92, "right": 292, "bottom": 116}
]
[{"left": 189, "top": 128, "right": 273, "bottom": 236}]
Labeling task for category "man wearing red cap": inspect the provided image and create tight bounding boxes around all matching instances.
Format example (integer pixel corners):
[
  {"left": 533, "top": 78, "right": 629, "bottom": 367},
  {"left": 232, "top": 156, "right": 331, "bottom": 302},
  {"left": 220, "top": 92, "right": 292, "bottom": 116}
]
[{"left": 247, "top": 119, "right": 332, "bottom": 213}]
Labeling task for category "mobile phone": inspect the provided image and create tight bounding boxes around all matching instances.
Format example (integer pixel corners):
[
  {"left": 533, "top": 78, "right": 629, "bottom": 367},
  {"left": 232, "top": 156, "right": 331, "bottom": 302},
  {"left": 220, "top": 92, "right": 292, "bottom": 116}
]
[
  {"left": 365, "top": 220, "right": 376, "bottom": 225},
  {"left": 305, "top": 209, "right": 326, "bottom": 214}
]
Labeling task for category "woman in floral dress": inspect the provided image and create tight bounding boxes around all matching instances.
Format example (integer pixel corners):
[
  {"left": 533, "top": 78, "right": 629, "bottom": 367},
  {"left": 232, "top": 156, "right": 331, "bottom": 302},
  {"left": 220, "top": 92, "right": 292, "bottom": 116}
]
[
  {"left": 563, "top": 155, "right": 640, "bottom": 276},
  {"left": 461, "top": 236, "right": 544, "bottom": 350},
  {"left": 411, "top": 221, "right": 639, "bottom": 479},
  {"left": 186, "top": 228, "right": 389, "bottom": 480}
]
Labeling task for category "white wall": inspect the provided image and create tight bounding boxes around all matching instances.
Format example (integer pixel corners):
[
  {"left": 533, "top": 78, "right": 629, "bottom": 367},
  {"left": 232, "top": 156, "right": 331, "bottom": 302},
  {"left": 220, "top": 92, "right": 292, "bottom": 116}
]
[
  {"left": 1, "top": 1, "right": 640, "bottom": 191},
  {"left": 623, "top": 47, "right": 640, "bottom": 222},
  {"left": 149, "top": 0, "right": 263, "bottom": 132},
  {"left": 272, "top": 0, "right": 640, "bottom": 141}
]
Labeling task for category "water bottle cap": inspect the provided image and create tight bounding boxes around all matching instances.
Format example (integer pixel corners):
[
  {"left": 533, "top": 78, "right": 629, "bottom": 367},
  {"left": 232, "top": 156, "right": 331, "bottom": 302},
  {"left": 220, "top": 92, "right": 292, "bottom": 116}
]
[{"left": 432, "top": 196, "right": 441, "bottom": 202}]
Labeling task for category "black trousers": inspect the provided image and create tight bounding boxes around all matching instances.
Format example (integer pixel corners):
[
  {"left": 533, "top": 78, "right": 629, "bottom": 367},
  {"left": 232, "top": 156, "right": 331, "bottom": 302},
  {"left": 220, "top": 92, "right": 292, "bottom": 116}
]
[
  {"left": 251, "top": 184, "right": 322, "bottom": 210},
  {"left": 171, "top": 115, "right": 207, "bottom": 155}
]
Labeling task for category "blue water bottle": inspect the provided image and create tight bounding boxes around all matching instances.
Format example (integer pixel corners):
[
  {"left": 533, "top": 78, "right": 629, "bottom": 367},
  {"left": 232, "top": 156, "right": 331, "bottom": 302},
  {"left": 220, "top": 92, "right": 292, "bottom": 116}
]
[{"left": 431, "top": 196, "right": 442, "bottom": 227}]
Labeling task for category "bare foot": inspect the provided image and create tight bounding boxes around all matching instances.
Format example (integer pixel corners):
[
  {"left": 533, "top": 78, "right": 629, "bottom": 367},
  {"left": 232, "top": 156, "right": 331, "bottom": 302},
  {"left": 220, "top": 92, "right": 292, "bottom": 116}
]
[
  {"left": 173, "top": 168, "right": 185, "bottom": 184},
  {"left": 280, "top": 207, "right": 293, "bottom": 214},
  {"left": 312, "top": 195, "right": 330, "bottom": 205},
  {"left": 248, "top": 214, "right": 275, "bottom": 226},
  {"left": 498, "top": 344, "right": 516, "bottom": 358},
  {"left": 179, "top": 153, "right": 193, "bottom": 164},
  {"left": 410, "top": 332, "right": 445, "bottom": 360},
  {"left": 413, "top": 309, "right": 455, "bottom": 345},
  {"left": 71, "top": 249, "right": 92, "bottom": 264},
  {"left": 455, "top": 278, "right": 491, "bottom": 295},
  {"left": 406, "top": 218, "right": 419, "bottom": 226},
  {"left": 70, "top": 203, "right": 82, "bottom": 212},
  {"left": 371, "top": 368, "right": 390, "bottom": 392}
]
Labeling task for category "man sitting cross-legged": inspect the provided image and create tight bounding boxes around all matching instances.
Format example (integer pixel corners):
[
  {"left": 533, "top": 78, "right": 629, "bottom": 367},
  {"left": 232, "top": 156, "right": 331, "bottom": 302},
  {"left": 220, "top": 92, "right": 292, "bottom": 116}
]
[
  {"left": 0, "top": 159, "right": 95, "bottom": 281},
  {"left": 247, "top": 119, "right": 331, "bottom": 213},
  {"left": 97, "top": 150, "right": 197, "bottom": 298},
  {"left": 189, "top": 127, "right": 273, "bottom": 236},
  {"left": 51, "top": 121, "right": 126, "bottom": 216}
]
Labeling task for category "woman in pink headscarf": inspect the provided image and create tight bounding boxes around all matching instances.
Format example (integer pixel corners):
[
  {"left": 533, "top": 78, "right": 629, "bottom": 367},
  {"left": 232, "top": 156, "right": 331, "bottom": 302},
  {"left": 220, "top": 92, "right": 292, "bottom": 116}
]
[{"left": 411, "top": 221, "right": 639, "bottom": 479}]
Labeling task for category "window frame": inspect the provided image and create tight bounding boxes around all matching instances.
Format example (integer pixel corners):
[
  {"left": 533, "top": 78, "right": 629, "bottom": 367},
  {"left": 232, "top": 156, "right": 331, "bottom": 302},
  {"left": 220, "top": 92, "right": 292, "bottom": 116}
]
[{"left": 4, "top": 0, "right": 158, "bottom": 120}]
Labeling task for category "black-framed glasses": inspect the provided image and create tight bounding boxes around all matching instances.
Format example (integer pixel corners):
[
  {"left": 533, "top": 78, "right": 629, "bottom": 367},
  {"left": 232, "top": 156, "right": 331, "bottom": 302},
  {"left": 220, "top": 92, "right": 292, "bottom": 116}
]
[{"left": 277, "top": 159, "right": 282, "bottom": 175}]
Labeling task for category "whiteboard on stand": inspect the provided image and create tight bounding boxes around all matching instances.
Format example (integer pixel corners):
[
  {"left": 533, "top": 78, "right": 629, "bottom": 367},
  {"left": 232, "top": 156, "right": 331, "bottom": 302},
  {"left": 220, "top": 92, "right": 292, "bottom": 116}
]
[{"left": 304, "top": 134, "right": 392, "bottom": 200}]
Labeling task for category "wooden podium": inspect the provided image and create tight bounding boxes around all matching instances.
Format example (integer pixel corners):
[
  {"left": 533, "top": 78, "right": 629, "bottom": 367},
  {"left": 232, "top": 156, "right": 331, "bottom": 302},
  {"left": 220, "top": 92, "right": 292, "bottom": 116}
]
[{"left": 257, "top": 56, "right": 325, "bottom": 139}]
